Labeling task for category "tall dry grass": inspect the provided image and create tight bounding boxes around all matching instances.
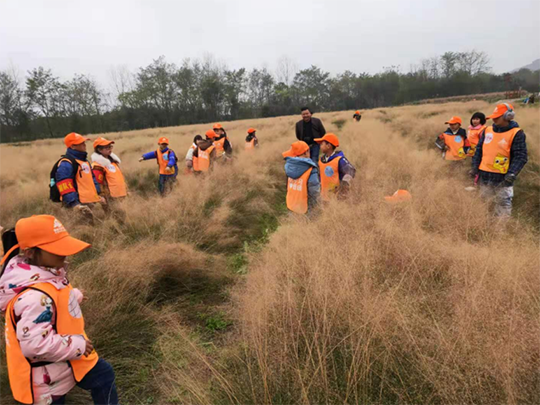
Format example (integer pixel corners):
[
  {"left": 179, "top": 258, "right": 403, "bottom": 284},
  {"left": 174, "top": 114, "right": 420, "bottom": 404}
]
[{"left": 0, "top": 102, "right": 539, "bottom": 404}]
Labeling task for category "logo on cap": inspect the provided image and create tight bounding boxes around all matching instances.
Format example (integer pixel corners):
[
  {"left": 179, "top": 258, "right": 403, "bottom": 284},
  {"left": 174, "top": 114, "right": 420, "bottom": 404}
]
[{"left": 53, "top": 219, "right": 66, "bottom": 234}]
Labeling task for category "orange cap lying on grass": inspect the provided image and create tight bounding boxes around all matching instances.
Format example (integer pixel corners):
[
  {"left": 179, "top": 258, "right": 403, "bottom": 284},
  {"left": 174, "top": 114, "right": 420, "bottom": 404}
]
[
  {"left": 384, "top": 189, "right": 412, "bottom": 203},
  {"left": 282, "top": 141, "right": 310, "bottom": 158}
]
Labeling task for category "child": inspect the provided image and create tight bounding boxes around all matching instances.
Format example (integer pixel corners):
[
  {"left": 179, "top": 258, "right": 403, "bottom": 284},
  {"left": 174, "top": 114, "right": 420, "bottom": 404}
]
[
  {"left": 138, "top": 136, "right": 178, "bottom": 195},
  {"left": 467, "top": 112, "right": 486, "bottom": 157},
  {"left": 435, "top": 116, "right": 470, "bottom": 160},
  {"left": 282, "top": 141, "right": 320, "bottom": 214},
  {"left": 212, "top": 123, "right": 233, "bottom": 160},
  {"left": 0, "top": 215, "right": 118, "bottom": 405},
  {"left": 245, "top": 128, "right": 259, "bottom": 151},
  {"left": 353, "top": 110, "right": 362, "bottom": 122},
  {"left": 91, "top": 137, "right": 127, "bottom": 202},
  {"left": 185, "top": 135, "right": 203, "bottom": 173},
  {"left": 314, "top": 133, "right": 356, "bottom": 200},
  {"left": 193, "top": 131, "right": 217, "bottom": 173}
]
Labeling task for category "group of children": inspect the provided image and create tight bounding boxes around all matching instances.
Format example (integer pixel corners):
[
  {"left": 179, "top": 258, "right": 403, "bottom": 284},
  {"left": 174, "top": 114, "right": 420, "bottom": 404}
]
[
  {"left": 283, "top": 133, "right": 356, "bottom": 214},
  {"left": 435, "top": 103, "right": 528, "bottom": 217}
]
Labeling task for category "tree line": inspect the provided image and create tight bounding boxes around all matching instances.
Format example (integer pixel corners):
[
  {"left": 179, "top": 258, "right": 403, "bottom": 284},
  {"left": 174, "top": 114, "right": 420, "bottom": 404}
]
[{"left": 1, "top": 51, "right": 539, "bottom": 143}]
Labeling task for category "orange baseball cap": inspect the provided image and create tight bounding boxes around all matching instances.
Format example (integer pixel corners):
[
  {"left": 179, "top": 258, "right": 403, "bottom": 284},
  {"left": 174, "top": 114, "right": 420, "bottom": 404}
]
[
  {"left": 15, "top": 215, "right": 90, "bottom": 256},
  {"left": 487, "top": 103, "right": 514, "bottom": 119},
  {"left": 282, "top": 141, "right": 310, "bottom": 158},
  {"left": 445, "top": 116, "right": 462, "bottom": 125},
  {"left": 93, "top": 137, "right": 115, "bottom": 149},
  {"left": 314, "top": 133, "right": 339, "bottom": 147},
  {"left": 158, "top": 137, "right": 169, "bottom": 145},
  {"left": 384, "top": 189, "right": 412, "bottom": 203},
  {"left": 64, "top": 132, "right": 90, "bottom": 148},
  {"left": 247, "top": 128, "right": 256, "bottom": 134},
  {"left": 205, "top": 129, "right": 217, "bottom": 139},
  {"left": 213, "top": 123, "right": 223, "bottom": 130},
  {"left": 354, "top": 110, "right": 360, "bottom": 115}
]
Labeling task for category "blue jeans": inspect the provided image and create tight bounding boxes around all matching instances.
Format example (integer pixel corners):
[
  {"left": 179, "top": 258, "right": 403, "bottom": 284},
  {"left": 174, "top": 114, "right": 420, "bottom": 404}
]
[
  {"left": 158, "top": 174, "right": 176, "bottom": 195},
  {"left": 309, "top": 143, "right": 320, "bottom": 163},
  {"left": 52, "top": 359, "right": 118, "bottom": 405}
]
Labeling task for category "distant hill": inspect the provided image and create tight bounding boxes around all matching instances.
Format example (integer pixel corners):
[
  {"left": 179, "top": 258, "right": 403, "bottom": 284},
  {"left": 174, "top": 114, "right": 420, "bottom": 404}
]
[{"left": 511, "top": 59, "right": 540, "bottom": 72}]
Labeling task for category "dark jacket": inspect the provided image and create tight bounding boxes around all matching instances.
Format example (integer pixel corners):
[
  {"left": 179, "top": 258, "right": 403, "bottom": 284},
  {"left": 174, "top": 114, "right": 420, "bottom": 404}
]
[
  {"left": 472, "top": 121, "right": 528, "bottom": 185},
  {"left": 245, "top": 134, "right": 259, "bottom": 147},
  {"left": 295, "top": 117, "right": 326, "bottom": 145},
  {"left": 193, "top": 140, "right": 217, "bottom": 164},
  {"left": 56, "top": 148, "right": 101, "bottom": 207}
]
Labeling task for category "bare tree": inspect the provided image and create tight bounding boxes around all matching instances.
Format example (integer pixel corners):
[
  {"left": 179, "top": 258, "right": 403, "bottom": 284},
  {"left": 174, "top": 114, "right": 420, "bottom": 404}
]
[
  {"left": 108, "top": 64, "right": 134, "bottom": 107},
  {"left": 276, "top": 56, "right": 298, "bottom": 86}
]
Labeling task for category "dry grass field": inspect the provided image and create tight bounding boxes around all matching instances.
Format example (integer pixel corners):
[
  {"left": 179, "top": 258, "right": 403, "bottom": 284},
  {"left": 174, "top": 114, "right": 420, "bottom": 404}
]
[{"left": 0, "top": 100, "right": 539, "bottom": 404}]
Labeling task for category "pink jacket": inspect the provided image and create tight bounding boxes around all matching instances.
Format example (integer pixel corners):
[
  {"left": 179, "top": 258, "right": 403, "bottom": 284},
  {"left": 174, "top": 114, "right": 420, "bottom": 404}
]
[{"left": 0, "top": 256, "right": 87, "bottom": 404}]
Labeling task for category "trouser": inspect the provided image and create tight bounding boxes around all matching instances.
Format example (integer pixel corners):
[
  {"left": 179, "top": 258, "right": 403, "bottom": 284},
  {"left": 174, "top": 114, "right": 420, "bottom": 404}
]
[
  {"left": 158, "top": 174, "right": 176, "bottom": 195},
  {"left": 309, "top": 143, "right": 320, "bottom": 163},
  {"left": 51, "top": 359, "right": 118, "bottom": 405},
  {"left": 479, "top": 184, "right": 514, "bottom": 217}
]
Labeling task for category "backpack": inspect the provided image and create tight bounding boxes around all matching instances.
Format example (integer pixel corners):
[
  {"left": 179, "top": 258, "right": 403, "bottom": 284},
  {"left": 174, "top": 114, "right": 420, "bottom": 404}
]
[
  {"left": 1, "top": 228, "right": 19, "bottom": 274},
  {"left": 49, "top": 156, "right": 79, "bottom": 202}
]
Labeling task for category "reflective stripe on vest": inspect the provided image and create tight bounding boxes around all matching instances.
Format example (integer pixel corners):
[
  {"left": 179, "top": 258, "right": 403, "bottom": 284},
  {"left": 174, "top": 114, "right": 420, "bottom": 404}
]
[
  {"left": 5, "top": 283, "right": 98, "bottom": 404},
  {"left": 245, "top": 139, "right": 255, "bottom": 151},
  {"left": 157, "top": 149, "right": 176, "bottom": 175},
  {"left": 286, "top": 167, "right": 313, "bottom": 214},
  {"left": 467, "top": 126, "right": 486, "bottom": 157},
  {"left": 319, "top": 156, "right": 341, "bottom": 201},
  {"left": 91, "top": 161, "right": 127, "bottom": 198},
  {"left": 479, "top": 126, "right": 520, "bottom": 174},
  {"left": 72, "top": 159, "right": 100, "bottom": 203},
  {"left": 442, "top": 133, "right": 466, "bottom": 161},
  {"left": 195, "top": 146, "right": 215, "bottom": 172}
]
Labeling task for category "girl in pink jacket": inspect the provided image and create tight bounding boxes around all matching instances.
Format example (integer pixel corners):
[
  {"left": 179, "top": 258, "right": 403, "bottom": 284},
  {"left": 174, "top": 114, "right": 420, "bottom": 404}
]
[{"left": 0, "top": 215, "right": 118, "bottom": 405}]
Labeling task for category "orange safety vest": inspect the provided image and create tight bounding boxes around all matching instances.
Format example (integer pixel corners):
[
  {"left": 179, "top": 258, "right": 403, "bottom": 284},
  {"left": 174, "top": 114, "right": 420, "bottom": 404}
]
[
  {"left": 195, "top": 145, "right": 215, "bottom": 172},
  {"left": 156, "top": 149, "right": 176, "bottom": 175},
  {"left": 189, "top": 145, "right": 199, "bottom": 171},
  {"left": 441, "top": 133, "right": 466, "bottom": 161},
  {"left": 91, "top": 161, "right": 127, "bottom": 198},
  {"left": 245, "top": 139, "right": 256, "bottom": 151},
  {"left": 5, "top": 282, "right": 98, "bottom": 404},
  {"left": 319, "top": 156, "right": 342, "bottom": 201},
  {"left": 58, "top": 158, "right": 100, "bottom": 204},
  {"left": 467, "top": 126, "right": 486, "bottom": 157},
  {"left": 286, "top": 168, "right": 313, "bottom": 214},
  {"left": 213, "top": 137, "right": 227, "bottom": 156},
  {"left": 479, "top": 126, "right": 520, "bottom": 174}
]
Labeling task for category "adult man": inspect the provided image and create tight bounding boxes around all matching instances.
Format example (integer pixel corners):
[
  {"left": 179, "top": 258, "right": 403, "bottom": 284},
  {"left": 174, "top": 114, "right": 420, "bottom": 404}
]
[
  {"left": 54, "top": 133, "right": 104, "bottom": 217},
  {"left": 471, "top": 103, "right": 528, "bottom": 217},
  {"left": 295, "top": 107, "right": 326, "bottom": 162}
]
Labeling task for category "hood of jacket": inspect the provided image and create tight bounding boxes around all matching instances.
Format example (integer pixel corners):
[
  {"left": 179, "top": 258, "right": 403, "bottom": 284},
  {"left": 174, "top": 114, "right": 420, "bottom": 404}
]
[
  {"left": 284, "top": 157, "right": 318, "bottom": 180},
  {"left": 0, "top": 256, "right": 69, "bottom": 312},
  {"left": 91, "top": 152, "right": 121, "bottom": 166},
  {"left": 199, "top": 140, "right": 214, "bottom": 151},
  {"left": 65, "top": 148, "right": 88, "bottom": 161},
  {"left": 493, "top": 120, "right": 520, "bottom": 133}
]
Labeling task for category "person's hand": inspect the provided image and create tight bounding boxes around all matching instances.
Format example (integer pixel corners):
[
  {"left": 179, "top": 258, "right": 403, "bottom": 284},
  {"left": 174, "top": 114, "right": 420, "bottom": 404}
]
[
  {"left": 84, "top": 338, "right": 94, "bottom": 356},
  {"left": 503, "top": 173, "right": 516, "bottom": 187},
  {"left": 99, "top": 196, "right": 107, "bottom": 205},
  {"left": 138, "top": 157, "right": 144, "bottom": 162},
  {"left": 468, "top": 169, "right": 478, "bottom": 179},
  {"left": 165, "top": 166, "right": 173, "bottom": 173}
]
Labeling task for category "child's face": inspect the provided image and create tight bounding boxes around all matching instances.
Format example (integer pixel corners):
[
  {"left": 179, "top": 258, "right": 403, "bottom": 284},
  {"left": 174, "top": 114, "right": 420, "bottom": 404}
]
[
  {"left": 28, "top": 249, "right": 66, "bottom": 269},
  {"left": 159, "top": 143, "right": 168, "bottom": 151},
  {"left": 320, "top": 141, "right": 334, "bottom": 155},
  {"left": 449, "top": 123, "right": 461, "bottom": 132},
  {"left": 471, "top": 118, "right": 481, "bottom": 127}
]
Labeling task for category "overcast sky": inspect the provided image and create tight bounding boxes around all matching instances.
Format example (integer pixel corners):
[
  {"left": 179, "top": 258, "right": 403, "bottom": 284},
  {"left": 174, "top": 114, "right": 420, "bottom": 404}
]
[{"left": 1, "top": 0, "right": 539, "bottom": 87}]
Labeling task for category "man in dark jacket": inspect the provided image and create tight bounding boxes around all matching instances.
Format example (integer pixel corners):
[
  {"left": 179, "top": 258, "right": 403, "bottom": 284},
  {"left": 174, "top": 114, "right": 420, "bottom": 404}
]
[
  {"left": 470, "top": 103, "right": 528, "bottom": 217},
  {"left": 295, "top": 107, "right": 326, "bottom": 162}
]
